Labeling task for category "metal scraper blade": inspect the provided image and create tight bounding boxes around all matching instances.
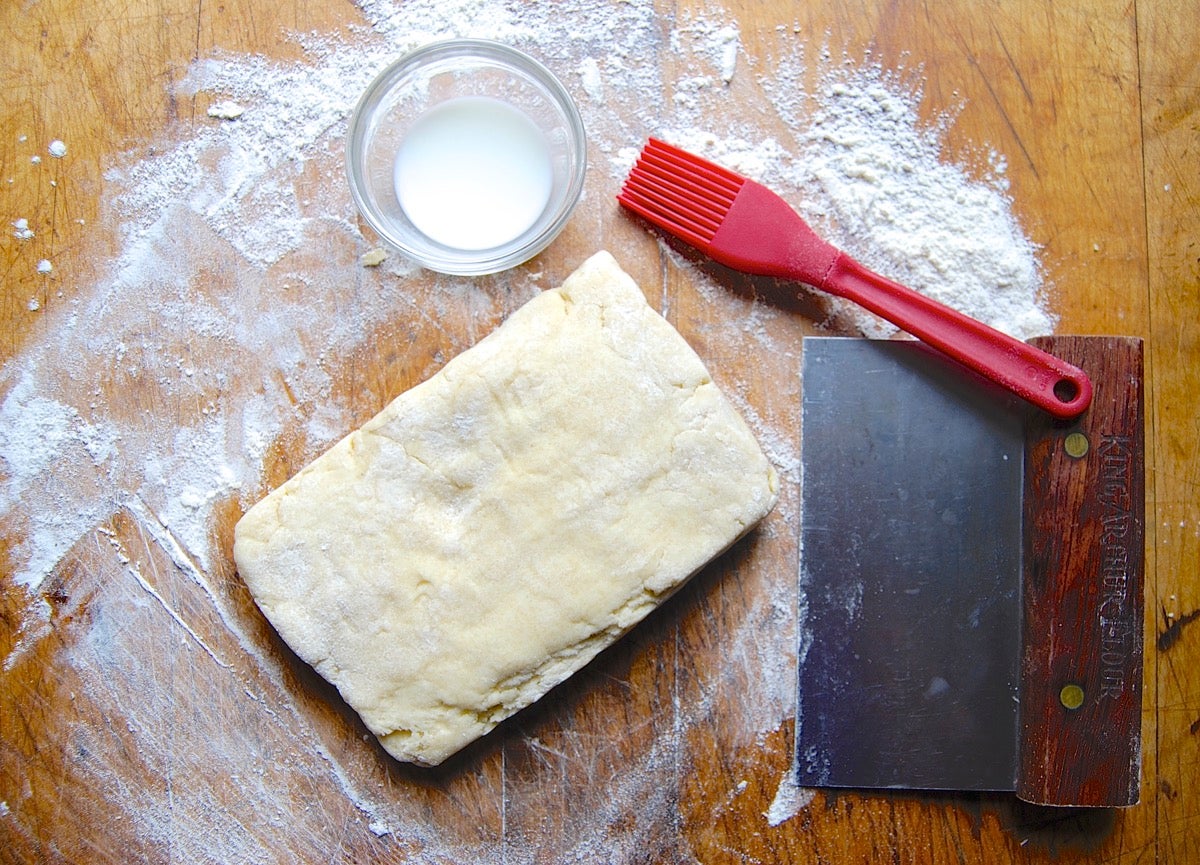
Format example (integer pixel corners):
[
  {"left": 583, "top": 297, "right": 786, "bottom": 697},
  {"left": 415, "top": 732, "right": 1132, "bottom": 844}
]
[{"left": 796, "top": 337, "right": 1025, "bottom": 792}]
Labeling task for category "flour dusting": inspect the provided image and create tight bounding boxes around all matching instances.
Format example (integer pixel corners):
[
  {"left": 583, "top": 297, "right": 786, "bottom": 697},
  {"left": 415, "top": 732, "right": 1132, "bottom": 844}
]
[
  {"left": 2, "top": 0, "right": 1056, "bottom": 860},
  {"left": 766, "top": 764, "right": 816, "bottom": 827},
  {"left": 12, "top": 218, "right": 34, "bottom": 240},
  {"left": 793, "top": 68, "right": 1051, "bottom": 339}
]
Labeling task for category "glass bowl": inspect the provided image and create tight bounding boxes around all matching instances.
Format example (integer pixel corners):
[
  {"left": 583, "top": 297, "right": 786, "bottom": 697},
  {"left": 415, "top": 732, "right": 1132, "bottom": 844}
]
[{"left": 346, "top": 39, "right": 587, "bottom": 275}]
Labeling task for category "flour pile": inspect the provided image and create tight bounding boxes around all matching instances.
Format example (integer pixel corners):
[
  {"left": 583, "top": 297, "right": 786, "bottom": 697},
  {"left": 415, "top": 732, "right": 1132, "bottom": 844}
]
[{"left": 1, "top": 0, "right": 1051, "bottom": 859}]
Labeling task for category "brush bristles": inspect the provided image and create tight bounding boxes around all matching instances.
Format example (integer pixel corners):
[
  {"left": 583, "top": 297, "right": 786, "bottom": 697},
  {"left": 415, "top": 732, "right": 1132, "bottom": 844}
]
[{"left": 618, "top": 138, "right": 746, "bottom": 247}]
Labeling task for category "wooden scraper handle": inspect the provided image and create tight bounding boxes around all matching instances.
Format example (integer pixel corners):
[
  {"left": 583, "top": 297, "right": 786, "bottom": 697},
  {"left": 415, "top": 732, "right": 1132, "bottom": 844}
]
[{"left": 1018, "top": 335, "right": 1145, "bottom": 807}]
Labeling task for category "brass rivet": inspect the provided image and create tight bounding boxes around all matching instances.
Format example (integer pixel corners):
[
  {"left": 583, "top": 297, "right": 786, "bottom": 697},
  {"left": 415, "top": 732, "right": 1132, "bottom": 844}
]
[
  {"left": 1060, "top": 683, "right": 1085, "bottom": 710},
  {"left": 1064, "top": 432, "right": 1089, "bottom": 459}
]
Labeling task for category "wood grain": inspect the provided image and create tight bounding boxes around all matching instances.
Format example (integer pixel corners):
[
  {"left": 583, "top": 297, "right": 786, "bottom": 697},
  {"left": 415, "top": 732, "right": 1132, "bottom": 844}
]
[
  {"left": 1141, "top": 0, "right": 1200, "bottom": 861},
  {"left": 2, "top": 1, "right": 1197, "bottom": 863},
  {"left": 1020, "top": 336, "right": 1144, "bottom": 808}
]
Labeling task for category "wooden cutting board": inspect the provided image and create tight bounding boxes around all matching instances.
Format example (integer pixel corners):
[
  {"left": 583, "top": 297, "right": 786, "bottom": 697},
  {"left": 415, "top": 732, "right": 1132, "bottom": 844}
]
[{"left": 2, "top": 1, "right": 1197, "bottom": 862}]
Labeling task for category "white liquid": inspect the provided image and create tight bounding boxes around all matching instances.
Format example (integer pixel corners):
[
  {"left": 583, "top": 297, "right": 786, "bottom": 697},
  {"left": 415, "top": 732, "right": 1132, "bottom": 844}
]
[{"left": 393, "top": 96, "right": 554, "bottom": 251}]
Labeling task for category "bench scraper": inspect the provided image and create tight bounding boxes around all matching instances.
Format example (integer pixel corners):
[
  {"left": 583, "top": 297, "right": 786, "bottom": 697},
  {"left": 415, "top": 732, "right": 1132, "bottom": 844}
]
[{"left": 796, "top": 335, "right": 1143, "bottom": 807}]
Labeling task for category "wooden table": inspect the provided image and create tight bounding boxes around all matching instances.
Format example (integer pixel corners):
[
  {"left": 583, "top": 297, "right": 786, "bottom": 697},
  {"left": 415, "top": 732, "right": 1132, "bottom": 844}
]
[{"left": 2, "top": 1, "right": 1196, "bottom": 862}]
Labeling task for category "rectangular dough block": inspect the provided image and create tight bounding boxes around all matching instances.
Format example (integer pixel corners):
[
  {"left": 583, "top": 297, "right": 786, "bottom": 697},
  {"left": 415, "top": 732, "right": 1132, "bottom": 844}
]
[{"left": 233, "top": 251, "right": 779, "bottom": 766}]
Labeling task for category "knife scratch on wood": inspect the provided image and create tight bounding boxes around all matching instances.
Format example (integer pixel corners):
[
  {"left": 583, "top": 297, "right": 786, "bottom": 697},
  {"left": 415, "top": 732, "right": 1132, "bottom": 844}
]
[
  {"left": 96, "top": 525, "right": 233, "bottom": 671},
  {"left": 1157, "top": 606, "right": 1200, "bottom": 652}
]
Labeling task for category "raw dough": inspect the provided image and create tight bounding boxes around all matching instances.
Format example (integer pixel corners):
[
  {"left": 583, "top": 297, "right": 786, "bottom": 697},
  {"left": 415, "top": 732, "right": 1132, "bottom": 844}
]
[{"left": 233, "top": 251, "right": 778, "bottom": 766}]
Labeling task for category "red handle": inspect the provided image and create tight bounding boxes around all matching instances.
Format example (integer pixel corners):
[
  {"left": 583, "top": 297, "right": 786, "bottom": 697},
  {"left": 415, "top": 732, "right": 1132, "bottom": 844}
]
[{"left": 819, "top": 253, "right": 1093, "bottom": 419}]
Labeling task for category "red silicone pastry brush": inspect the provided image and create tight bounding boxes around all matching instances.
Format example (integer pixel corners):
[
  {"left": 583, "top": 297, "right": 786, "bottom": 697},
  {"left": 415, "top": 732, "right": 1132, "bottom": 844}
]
[{"left": 618, "top": 138, "right": 1092, "bottom": 419}]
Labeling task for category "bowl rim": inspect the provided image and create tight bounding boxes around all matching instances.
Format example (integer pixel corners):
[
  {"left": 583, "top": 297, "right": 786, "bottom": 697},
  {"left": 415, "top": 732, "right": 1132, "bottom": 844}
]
[{"left": 345, "top": 38, "right": 587, "bottom": 276}]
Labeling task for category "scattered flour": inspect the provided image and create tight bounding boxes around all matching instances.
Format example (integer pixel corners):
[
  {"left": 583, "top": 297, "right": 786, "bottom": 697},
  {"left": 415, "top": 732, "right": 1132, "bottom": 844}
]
[
  {"left": 1, "top": 0, "right": 1055, "bottom": 859},
  {"left": 12, "top": 217, "right": 34, "bottom": 240},
  {"left": 790, "top": 70, "right": 1051, "bottom": 339},
  {"left": 766, "top": 764, "right": 817, "bottom": 827},
  {"left": 205, "top": 99, "right": 245, "bottom": 120},
  {"left": 675, "top": 15, "right": 741, "bottom": 84},
  {"left": 577, "top": 56, "right": 603, "bottom": 102}
]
